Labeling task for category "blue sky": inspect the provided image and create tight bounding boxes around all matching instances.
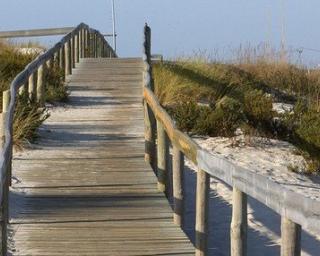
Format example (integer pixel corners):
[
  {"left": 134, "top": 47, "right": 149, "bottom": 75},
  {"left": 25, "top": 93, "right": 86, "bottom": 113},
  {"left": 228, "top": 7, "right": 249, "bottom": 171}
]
[{"left": 1, "top": 0, "right": 320, "bottom": 65}]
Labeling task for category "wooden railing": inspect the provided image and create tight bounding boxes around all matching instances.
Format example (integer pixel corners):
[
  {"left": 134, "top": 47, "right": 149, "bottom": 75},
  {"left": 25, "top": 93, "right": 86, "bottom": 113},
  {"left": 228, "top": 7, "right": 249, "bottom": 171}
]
[
  {"left": 142, "top": 24, "right": 320, "bottom": 256},
  {"left": 0, "top": 22, "right": 116, "bottom": 255}
]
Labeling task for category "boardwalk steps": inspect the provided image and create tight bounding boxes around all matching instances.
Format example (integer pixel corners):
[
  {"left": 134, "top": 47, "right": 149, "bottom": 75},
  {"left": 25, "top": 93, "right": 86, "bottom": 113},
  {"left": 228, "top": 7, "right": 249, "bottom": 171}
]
[{"left": 9, "top": 58, "right": 194, "bottom": 255}]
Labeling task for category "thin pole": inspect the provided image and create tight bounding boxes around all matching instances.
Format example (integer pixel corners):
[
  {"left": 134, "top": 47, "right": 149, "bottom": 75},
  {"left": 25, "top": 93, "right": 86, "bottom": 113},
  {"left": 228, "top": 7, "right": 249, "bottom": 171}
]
[{"left": 111, "top": 0, "right": 116, "bottom": 53}]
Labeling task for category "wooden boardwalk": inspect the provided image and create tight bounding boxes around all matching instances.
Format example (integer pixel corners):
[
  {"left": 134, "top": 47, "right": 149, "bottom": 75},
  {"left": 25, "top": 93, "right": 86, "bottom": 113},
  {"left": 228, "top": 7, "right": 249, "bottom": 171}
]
[{"left": 8, "top": 58, "right": 194, "bottom": 255}]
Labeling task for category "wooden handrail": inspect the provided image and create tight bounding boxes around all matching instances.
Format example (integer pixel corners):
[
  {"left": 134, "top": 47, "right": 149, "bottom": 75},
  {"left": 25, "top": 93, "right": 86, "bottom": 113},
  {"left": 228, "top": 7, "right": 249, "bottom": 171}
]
[
  {"left": 0, "top": 27, "right": 75, "bottom": 38},
  {"left": 142, "top": 24, "right": 319, "bottom": 256},
  {"left": 0, "top": 22, "right": 116, "bottom": 255}
]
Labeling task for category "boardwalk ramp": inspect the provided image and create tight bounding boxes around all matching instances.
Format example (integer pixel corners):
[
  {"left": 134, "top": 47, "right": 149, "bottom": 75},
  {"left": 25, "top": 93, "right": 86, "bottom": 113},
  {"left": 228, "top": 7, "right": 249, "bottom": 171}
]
[{"left": 9, "top": 58, "right": 194, "bottom": 255}]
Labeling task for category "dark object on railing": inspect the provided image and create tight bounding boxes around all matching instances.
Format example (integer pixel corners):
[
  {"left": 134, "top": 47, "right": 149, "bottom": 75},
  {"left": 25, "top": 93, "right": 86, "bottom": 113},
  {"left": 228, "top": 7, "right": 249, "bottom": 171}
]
[
  {"left": 0, "top": 23, "right": 116, "bottom": 255},
  {"left": 141, "top": 25, "right": 318, "bottom": 256}
]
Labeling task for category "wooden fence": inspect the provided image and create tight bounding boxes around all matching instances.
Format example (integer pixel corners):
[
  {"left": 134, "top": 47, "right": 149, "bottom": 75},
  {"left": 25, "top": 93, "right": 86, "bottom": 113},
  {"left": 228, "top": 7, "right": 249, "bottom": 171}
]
[
  {"left": 142, "top": 24, "right": 320, "bottom": 256},
  {"left": 0, "top": 22, "right": 116, "bottom": 255}
]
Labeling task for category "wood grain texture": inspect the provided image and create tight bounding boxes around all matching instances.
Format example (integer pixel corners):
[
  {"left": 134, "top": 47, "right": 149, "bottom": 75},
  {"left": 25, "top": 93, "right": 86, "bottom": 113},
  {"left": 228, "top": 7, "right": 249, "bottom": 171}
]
[{"left": 9, "top": 58, "right": 193, "bottom": 255}]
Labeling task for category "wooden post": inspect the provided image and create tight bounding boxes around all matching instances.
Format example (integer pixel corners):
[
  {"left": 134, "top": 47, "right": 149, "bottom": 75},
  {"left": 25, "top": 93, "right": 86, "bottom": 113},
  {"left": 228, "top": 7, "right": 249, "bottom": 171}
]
[
  {"left": 75, "top": 34, "right": 79, "bottom": 64},
  {"left": 1, "top": 90, "right": 10, "bottom": 148},
  {"left": 85, "top": 29, "right": 89, "bottom": 57},
  {"left": 281, "top": 217, "right": 301, "bottom": 256},
  {"left": 64, "top": 41, "right": 71, "bottom": 78},
  {"left": 28, "top": 73, "right": 35, "bottom": 101},
  {"left": 0, "top": 90, "right": 10, "bottom": 255},
  {"left": 231, "top": 187, "right": 247, "bottom": 256},
  {"left": 37, "top": 64, "right": 45, "bottom": 106},
  {"left": 97, "top": 36, "right": 100, "bottom": 58},
  {"left": 54, "top": 51, "right": 59, "bottom": 69},
  {"left": 82, "top": 29, "right": 85, "bottom": 58},
  {"left": 156, "top": 120, "right": 168, "bottom": 193},
  {"left": 172, "top": 145, "right": 184, "bottom": 227},
  {"left": 71, "top": 36, "right": 75, "bottom": 68},
  {"left": 79, "top": 30, "right": 82, "bottom": 59},
  {"left": 195, "top": 169, "right": 209, "bottom": 256},
  {"left": 18, "top": 83, "right": 27, "bottom": 96},
  {"left": 144, "top": 102, "right": 153, "bottom": 163},
  {"left": 46, "top": 56, "right": 53, "bottom": 71},
  {"left": 59, "top": 46, "right": 65, "bottom": 80},
  {"left": 93, "top": 33, "right": 97, "bottom": 58}
]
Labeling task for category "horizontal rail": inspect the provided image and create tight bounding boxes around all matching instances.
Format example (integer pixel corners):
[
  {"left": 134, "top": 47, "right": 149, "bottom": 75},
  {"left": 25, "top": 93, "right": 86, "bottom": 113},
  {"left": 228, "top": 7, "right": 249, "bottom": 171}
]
[
  {"left": 142, "top": 24, "right": 319, "bottom": 256},
  {"left": 0, "top": 27, "right": 75, "bottom": 38}
]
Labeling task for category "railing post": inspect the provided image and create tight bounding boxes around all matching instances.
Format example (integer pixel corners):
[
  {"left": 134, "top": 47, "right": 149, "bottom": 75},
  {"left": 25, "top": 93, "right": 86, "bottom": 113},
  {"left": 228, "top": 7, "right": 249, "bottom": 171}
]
[
  {"left": 195, "top": 169, "right": 209, "bottom": 256},
  {"left": 71, "top": 36, "right": 75, "bottom": 68},
  {"left": 18, "top": 82, "right": 27, "bottom": 96},
  {"left": 82, "top": 28, "right": 86, "bottom": 58},
  {"left": 85, "top": 29, "right": 90, "bottom": 58},
  {"left": 28, "top": 73, "right": 35, "bottom": 101},
  {"left": 156, "top": 120, "right": 169, "bottom": 193},
  {"left": 231, "top": 187, "right": 247, "bottom": 256},
  {"left": 64, "top": 41, "right": 71, "bottom": 78},
  {"left": 79, "top": 30, "right": 83, "bottom": 59},
  {"left": 54, "top": 51, "right": 59, "bottom": 69},
  {"left": 0, "top": 90, "right": 10, "bottom": 255},
  {"left": 75, "top": 33, "right": 79, "bottom": 64},
  {"left": 172, "top": 145, "right": 184, "bottom": 227},
  {"left": 144, "top": 102, "right": 156, "bottom": 167},
  {"left": 59, "top": 46, "right": 64, "bottom": 69},
  {"left": 281, "top": 217, "right": 301, "bottom": 256},
  {"left": 37, "top": 64, "right": 45, "bottom": 106}
]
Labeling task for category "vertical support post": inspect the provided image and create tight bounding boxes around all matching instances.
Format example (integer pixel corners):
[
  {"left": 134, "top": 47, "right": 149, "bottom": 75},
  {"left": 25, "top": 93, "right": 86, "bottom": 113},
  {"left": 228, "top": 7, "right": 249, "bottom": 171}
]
[
  {"left": 79, "top": 30, "right": 83, "bottom": 59},
  {"left": 54, "top": 51, "right": 59, "bottom": 69},
  {"left": 28, "top": 73, "right": 35, "bottom": 101},
  {"left": 85, "top": 29, "right": 89, "bottom": 58},
  {"left": 0, "top": 90, "right": 10, "bottom": 255},
  {"left": 195, "top": 169, "right": 209, "bottom": 256},
  {"left": 37, "top": 64, "right": 45, "bottom": 106},
  {"left": 71, "top": 36, "right": 75, "bottom": 68},
  {"left": 18, "top": 83, "right": 27, "bottom": 96},
  {"left": 46, "top": 56, "right": 53, "bottom": 71},
  {"left": 82, "top": 29, "right": 86, "bottom": 58},
  {"left": 144, "top": 102, "right": 156, "bottom": 166},
  {"left": 75, "top": 34, "right": 79, "bottom": 64},
  {"left": 59, "top": 46, "right": 65, "bottom": 82},
  {"left": 172, "top": 145, "right": 184, "bottom": 226},
  {"left": 64, "top": 41, "right": 71, "bottom": 78},
  {"left": 231, "top": 187, "right": 247, "bottom": 256},
  {"left": 1, "top": 91, "right": 10, "bottom": 147},
  {"left": 93, "top": 33, "right": 97, "bottom": 58},
  {"left": 281, "top": 217, "right": 301, "bottom": 256},
  {"left": 156, "top": 120, "right": 168, "bottom": 193}
]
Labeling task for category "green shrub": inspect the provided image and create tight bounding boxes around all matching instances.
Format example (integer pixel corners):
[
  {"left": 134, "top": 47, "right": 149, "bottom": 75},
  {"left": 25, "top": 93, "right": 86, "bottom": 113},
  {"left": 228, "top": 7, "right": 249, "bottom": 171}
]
[
  {"left": 244, "top": 89, "right": 274, "bottom": 121},
  {"left": 13, "top": 95, "right": 50, "bottom": 149},
  {"left": 201, "top": 96, "right": 244, "bottom": 137},
  {"left": 168, "top": 97, "right": 244, "bottom": 137},
  {"left": 167, "top": 101, "right": 210, "bottom": 133},
  {"left": 45, "top": 66, "right": 68, "bottom": 103}
]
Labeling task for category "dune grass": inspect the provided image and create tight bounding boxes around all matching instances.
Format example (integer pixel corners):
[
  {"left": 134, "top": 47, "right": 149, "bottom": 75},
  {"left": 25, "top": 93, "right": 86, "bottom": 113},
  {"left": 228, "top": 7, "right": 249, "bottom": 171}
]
[
  {"left": 153, "top": 56, "right": 320, "bottom": 173},
  {"left": 0, "top": 41, "right": 67, "bottom": 148}
]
